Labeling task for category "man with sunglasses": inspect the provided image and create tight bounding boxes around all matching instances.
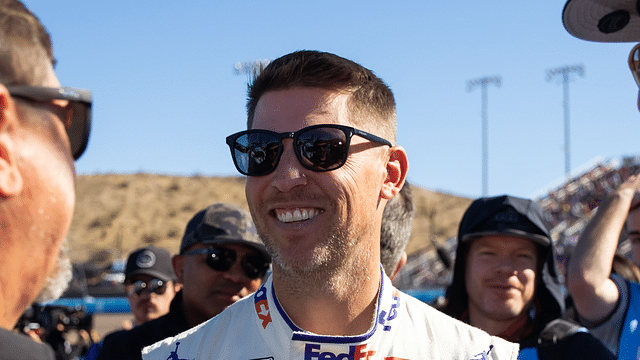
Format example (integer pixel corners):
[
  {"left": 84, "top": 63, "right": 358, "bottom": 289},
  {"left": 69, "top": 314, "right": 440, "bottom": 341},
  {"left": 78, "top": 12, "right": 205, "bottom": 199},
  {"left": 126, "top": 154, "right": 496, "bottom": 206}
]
[
  {"left": 143, "top": 50, "right": 518, "bottom": 359},
  {"left": 97, "top": 203, "right": 270, "bottom": 360},
  {"left": 0, "top": 1, "right": 92, "bottom": 360},
  {"left": 85, "top": 247, "right": 180, "bottom": 360},
  {"left": 124, "top": 247, "right": 181, "bottom": 328}
]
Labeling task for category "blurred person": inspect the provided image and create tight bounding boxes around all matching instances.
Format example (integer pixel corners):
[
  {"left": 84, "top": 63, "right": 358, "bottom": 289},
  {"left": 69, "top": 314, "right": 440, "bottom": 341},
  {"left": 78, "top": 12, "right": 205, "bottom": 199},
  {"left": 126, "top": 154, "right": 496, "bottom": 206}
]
[
  {"left": 380, "top": 182, "right": 414, "bottom": 280},
  {"left": 563, "top": 0, "right": 640, "bottom": 111},
  {"left": 94, "top": 203, "right": 270, "bottom": 360},
  {"left": 0, "top": 0, "right": 92, "bottom": 359},
  {"left": 612, "top": 253, "right": 640, "bottom": 283},
  {"left": 444, "top": 195, "right": 614, "bottom": 360},
  {"left": 144, "top": 50, "right": 518, "bottom": 359},
  {"left": 566, "top": 175, "right": 640, "bottom": 358}
]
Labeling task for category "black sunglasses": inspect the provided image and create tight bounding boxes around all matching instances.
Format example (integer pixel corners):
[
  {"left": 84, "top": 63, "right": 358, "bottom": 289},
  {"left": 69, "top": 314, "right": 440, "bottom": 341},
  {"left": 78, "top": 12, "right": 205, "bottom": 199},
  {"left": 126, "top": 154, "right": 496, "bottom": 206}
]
[
  {"left": 7, "top": 86, "right": 92, "bottom": 160},
  {"left": 225, "top": 124, "right": 392, "bottom": 177},
  {"left": 127, "top": 278, "right": 167, "bottom": 298},
  {"left": 182, "top": 247, "right": 270, "bottom": 280}
]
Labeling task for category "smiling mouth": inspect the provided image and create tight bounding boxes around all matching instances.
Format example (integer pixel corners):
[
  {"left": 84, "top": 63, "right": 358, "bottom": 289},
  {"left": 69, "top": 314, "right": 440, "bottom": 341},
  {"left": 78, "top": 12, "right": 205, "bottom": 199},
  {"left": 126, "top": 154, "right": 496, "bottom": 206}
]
[
  {"left": 490, "top": 285, "right": 517, "bottom": 291},
  {"left": 274, "top": 208, "right": 322, "bottom": 223}
]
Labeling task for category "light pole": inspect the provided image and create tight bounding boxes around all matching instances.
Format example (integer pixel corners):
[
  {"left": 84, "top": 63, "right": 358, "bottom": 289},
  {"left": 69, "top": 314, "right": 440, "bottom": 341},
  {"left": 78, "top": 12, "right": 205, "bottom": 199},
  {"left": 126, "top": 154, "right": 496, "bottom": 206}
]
[
  {"left": 467, "top": 76, "right": 502, "bottom": 197},
  {"left": 546, "top": 65, "right": 585, "bottom": 178}
]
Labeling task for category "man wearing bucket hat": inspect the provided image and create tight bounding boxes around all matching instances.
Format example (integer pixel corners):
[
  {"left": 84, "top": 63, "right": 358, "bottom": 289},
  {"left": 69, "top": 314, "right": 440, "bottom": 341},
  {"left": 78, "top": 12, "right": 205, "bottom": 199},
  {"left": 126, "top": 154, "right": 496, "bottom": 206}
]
[
  {"left": 563, "top": 0, "right": 640, "bottom": 111},
  {"left": 95, "top": 203, "right": 270, "bottom": 360},
  {"left": 443, "top": 195, "right": 614, "bottom": 360}
]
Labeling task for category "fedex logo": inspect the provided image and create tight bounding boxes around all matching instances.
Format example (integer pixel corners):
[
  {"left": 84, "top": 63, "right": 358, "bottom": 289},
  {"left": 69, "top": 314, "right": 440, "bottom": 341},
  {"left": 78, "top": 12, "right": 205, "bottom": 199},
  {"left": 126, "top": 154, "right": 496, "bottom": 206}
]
[
  {"left": 254, "top": 286, "right": 272, "bottom": 329},
  {"left": 303, "top": 343, "right": 407, "bottom": 360},
  {"left": 377, "top": 289, "right": 400, "bottom": 331}
]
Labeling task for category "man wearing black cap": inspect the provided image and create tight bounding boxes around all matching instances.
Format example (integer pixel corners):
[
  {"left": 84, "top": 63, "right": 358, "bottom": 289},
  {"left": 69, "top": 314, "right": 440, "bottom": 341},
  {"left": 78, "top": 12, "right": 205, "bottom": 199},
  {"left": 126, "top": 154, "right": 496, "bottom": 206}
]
[
  {"left": 443, "top": 195, "right": 614, "bottom": 360},
  {"left": 124, "top": 247, "right": 181, "bottom": 327},
  {"left": 95, "top": 203, "right": 270, "bottom": 360}
]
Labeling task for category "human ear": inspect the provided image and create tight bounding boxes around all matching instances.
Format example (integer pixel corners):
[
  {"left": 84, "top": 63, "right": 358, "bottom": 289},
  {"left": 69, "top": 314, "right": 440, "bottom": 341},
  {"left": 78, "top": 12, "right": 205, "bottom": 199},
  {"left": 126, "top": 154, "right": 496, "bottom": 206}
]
[
  {"left": 172, "top": 255, "right": 186, "bottom": 284},
  {"left": 0, "top": 85, "right": 23, "bottom": 198},
  {"left": 380, "top": 145, "right": 408, "bottom": 200}
]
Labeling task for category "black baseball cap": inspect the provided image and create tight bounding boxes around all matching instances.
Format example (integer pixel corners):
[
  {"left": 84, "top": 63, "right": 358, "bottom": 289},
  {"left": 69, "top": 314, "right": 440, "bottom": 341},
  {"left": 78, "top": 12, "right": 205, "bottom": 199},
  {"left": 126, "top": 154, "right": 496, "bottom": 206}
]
[
  {"left": 458, "top": 195, "right": 551, "bottom": 246},
  {"left": 179, "top": 203, "right": 270, "bottom": 260},
  {"left": 125, "top": 246, "right": 176, "bottom": 283}
]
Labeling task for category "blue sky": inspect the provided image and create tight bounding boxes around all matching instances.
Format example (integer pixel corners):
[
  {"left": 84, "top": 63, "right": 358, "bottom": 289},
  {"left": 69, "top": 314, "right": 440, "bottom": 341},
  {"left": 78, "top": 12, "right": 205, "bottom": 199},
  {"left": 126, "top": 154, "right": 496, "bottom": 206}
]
[{"left": 24, "top": 1, "right": 640, "bottom": 199}]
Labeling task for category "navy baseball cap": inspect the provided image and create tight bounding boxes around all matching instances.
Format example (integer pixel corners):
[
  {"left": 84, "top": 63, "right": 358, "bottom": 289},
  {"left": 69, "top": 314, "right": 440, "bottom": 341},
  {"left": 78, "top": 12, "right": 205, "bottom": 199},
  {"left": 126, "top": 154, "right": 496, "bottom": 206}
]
[
  {"left": 458, "top": 195, "right": 551, "bottom": 247},
  {"left": 179, "top": 203, "right": 270, "bottom": 260},
  {"left": 125, "top": 246, "right": 176, "bottom": 283}
]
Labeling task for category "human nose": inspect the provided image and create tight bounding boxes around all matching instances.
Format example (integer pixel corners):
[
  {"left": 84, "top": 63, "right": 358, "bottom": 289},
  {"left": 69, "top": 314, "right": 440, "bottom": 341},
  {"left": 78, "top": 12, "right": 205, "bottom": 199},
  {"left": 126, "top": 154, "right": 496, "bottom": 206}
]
[
  {"left": 222, "top": 258, "right": 248, "bottom": 283},
  {"left": 136, "top": 289, "right": 152, "bottom": 300},
  {"left": 494, "top": 255, "right": 516, "bottom": 274},
  {"left": 270, "top": 140, "right": 307, "bottom": 192}
]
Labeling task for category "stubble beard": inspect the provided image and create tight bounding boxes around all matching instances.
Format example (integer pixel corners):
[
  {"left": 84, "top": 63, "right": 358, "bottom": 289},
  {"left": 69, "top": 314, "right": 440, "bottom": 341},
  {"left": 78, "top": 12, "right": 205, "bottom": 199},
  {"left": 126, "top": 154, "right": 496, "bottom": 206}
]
[{"left": 261, "top": 214, "right": 374, "bottom": 296}]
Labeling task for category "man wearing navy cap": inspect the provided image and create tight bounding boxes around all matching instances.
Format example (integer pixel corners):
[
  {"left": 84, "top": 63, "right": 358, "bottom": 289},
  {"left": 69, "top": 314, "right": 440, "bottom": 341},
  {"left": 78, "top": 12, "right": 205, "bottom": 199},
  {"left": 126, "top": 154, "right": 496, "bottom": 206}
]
[
  {"left": 443, "top": 195, "right": 614, "bottom": 360},
  {"left": 124, "top": 247, "right": 181, "bottom": 327},
  {"left": 95, "top": 203, "right": 270, "bottom": 360}
]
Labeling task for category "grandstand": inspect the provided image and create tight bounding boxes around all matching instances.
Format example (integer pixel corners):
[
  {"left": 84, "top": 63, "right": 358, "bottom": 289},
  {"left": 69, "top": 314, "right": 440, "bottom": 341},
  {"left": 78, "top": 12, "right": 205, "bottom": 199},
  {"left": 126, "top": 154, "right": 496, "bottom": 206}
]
[{"left": 394, "top": 155, "right": 640, "bottom": 293}]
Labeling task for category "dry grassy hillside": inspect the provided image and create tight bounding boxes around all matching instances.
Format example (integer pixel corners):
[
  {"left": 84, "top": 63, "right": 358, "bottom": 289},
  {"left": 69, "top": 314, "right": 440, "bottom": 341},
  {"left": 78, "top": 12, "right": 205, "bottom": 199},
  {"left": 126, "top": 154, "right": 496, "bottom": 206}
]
[{"left": 68, "top": 174, "right": 472, "bottom": 263}]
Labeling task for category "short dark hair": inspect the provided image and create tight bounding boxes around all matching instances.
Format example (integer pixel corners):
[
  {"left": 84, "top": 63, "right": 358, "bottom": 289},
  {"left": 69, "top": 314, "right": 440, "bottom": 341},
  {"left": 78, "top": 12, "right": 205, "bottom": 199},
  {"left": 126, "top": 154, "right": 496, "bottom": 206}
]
[
  {"left": 380, "top": 183, "right": 414, "bottom": 277},
  {"left": 246, "top": 50, "right": 397, "bottom": 143},
  {"left": 0, "top": 0, "right": 55, "bottom": 86}
]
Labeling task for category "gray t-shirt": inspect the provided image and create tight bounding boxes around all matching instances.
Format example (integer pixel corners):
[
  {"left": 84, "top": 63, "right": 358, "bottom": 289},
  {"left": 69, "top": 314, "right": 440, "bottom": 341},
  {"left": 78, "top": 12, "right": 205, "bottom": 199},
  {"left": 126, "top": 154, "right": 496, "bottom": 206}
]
[{"left": 578, "top": 274, "right": 628, "bottom": 356}]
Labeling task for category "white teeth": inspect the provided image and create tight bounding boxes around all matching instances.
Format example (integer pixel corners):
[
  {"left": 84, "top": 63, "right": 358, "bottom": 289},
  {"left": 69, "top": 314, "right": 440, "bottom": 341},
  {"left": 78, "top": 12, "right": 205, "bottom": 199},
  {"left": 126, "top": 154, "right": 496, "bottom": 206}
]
[{"left": 276, "top": 208, "right": 320, "bottom": 223}]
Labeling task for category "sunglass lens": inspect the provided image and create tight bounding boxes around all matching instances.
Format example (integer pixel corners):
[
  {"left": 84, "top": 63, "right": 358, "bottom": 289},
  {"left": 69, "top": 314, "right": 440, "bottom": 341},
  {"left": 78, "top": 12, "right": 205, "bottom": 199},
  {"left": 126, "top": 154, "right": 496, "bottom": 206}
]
[
  {"left": 148, "top": 279, "right": 167, "bottom": 295},
  {"left": 129, "top": 279, "right": 167, "bottom": 297},
  {"left": 67, "top": 101, "right": 91, "bottom": 160},
  {"left": 242, "top": 255, "right": 270, "bottom": 279},
  {"left": 233, "top": 133, "right": 281, "bottom": 176},
  {"left": 296, "top": 127, "right": 348, "bottom": 171},
  {"left": 207, "top": 248, "right": 236, "bottom": 272}
]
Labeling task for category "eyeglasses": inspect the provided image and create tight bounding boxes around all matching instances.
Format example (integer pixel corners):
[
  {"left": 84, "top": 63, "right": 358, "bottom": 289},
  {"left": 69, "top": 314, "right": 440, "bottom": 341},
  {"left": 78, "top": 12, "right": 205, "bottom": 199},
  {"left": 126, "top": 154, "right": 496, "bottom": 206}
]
[
  {"left": 629, "top": 43, "right": 640, "bottom": 88},
  {"left": 126, "top": 278, "right": 167, "bottom": 298},
  {"left": 225, "top": 124, "right": 392, "bottom": 176},
  {"left": 182, "top": 247, "right": 270, "bottom": 279},
  {"left": 6, "top": 86, "right": 92, "bottom": 160}
]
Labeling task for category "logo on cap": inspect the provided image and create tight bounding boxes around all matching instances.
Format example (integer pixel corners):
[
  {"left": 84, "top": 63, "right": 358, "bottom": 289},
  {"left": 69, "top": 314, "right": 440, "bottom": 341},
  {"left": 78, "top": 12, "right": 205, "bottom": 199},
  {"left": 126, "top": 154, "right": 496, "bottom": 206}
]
[{"left": 136, "top": 250, "right": 156, "bottom": 269}]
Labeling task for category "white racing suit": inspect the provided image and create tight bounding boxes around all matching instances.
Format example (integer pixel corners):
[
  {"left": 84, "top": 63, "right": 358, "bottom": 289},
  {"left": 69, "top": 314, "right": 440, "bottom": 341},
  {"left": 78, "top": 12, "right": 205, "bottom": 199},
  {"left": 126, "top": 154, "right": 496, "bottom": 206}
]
[{"left": 143, "top": 269, "right": 519, "bottom": 360}]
